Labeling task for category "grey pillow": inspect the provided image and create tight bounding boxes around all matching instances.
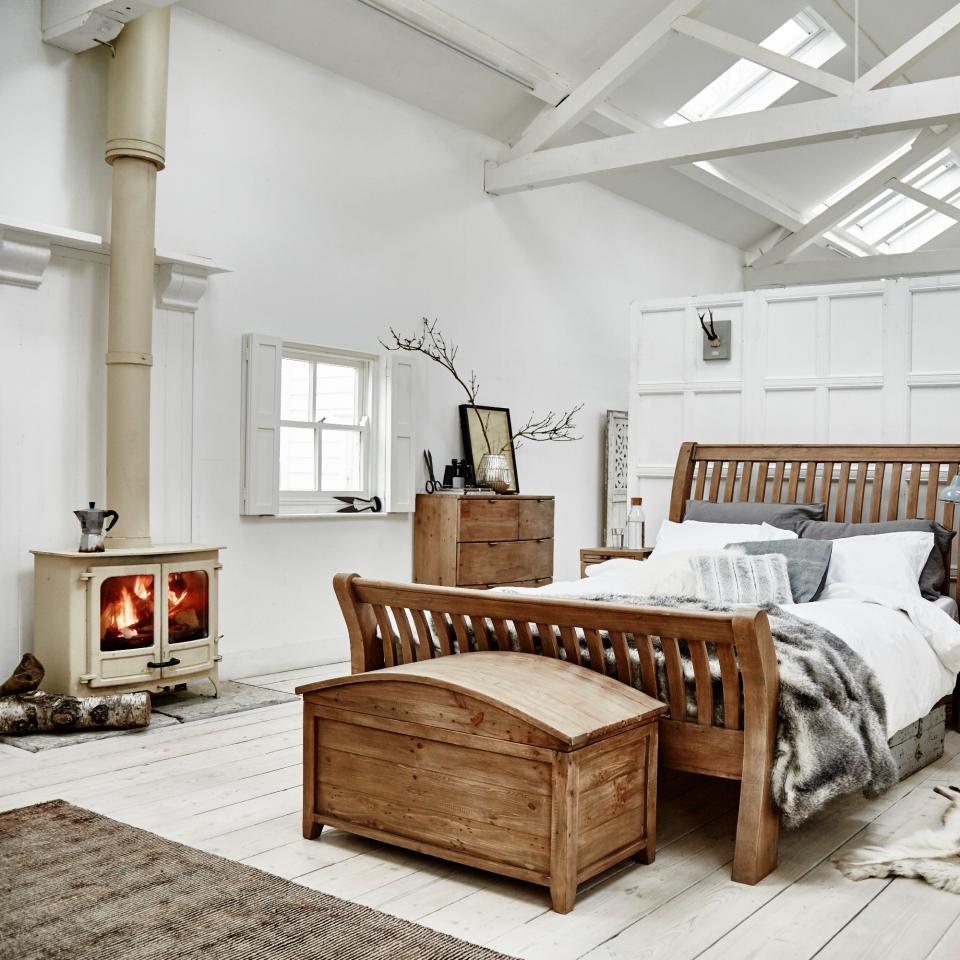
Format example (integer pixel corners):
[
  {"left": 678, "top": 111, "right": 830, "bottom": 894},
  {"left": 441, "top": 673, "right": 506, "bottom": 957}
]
[
  {"left": 684, "top": 499, "right": 826, "bottom": 533},
  {"left": 726, "top": 538, "right": 833, "bottom": 603},
  {"left": 796, "top": 518, "right": 956, "bottom": 601},
  {"left": 691, "top": 553, "right": 793, "bottom": 605}
]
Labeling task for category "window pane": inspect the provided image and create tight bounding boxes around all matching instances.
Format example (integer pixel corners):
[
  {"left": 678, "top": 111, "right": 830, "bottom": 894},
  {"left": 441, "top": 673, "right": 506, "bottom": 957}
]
[
  {"left": 316, "top": 362, "right": 359, "bottom": 425},
  {"left": 321, "top": 429, "right": 362, "bottom": 491},
  {"left": 281, "top": 358, "right": 311, "bottom": 421},
  {"left": 280, "top": 425, "right": 316, "bottom": 490}
]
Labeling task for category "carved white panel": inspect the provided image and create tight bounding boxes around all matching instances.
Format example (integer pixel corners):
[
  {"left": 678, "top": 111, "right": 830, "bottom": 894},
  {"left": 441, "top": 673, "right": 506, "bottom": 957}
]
[
  {"left": 690, "top": 391, "right": 741, "bottom": 445},
  {"left": 911, "top": 288, "right": 960, "bottom": 374},
  {"left": 829, "top": 294, "right": 884, "bottom": 376},
  {"left": 765, "top": 298, "right": 818, "bottom": 378},
  {"left": 763, "top": 389, "right": 817, "bottom": 442},
  {"left": 636, "top": 308, "right": 684, "bottom": 382},
  {"left": 828, "top": 387, "right": 884, "bottom": 443},
  {"left": 635, "top": 393, "right": 683, "bottom": 464},
  {"left": 910, "top": 386, "right": 960, "bottom": 443}
]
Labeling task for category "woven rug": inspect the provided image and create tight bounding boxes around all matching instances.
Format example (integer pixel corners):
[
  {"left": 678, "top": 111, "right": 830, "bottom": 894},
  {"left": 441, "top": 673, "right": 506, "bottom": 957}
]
[{"left": 0, "top": 801, "right": 516, "bottom": 960}]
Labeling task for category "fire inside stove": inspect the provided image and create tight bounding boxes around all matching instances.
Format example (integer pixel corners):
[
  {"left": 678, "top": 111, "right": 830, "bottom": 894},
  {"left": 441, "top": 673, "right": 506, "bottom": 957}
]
[{"left": 100, "top": 571, "right": 210, "bottom": 652}]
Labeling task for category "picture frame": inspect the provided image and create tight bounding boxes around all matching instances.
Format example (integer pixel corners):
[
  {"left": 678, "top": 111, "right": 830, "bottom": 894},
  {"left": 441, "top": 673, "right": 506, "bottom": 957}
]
[{"left": 459, "top": 404, "right": 519, "bottom": 494}]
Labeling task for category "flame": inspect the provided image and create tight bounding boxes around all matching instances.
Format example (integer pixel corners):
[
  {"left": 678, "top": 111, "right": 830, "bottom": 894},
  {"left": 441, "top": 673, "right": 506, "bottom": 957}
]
[{"left": 103, "top": 576, "right": 154, "bottom": 638}]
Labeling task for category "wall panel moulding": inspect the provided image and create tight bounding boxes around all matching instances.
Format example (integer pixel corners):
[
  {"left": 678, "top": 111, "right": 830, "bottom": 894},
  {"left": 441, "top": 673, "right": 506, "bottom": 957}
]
[{"left": 0, "top": 216, "right": 229, "bottom": 304}]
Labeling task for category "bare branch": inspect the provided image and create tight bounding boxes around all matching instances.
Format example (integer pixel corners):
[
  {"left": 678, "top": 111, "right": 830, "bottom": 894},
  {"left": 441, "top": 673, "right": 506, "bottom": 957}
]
[{"left": 508, "top": 403, "right": 584, "bottom": 451}]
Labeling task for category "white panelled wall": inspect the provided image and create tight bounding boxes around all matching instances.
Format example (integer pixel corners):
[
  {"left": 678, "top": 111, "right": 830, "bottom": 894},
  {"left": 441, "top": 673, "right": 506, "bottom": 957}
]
[{"left": 629, "top": 276, "right": 960, "bottom": 538}]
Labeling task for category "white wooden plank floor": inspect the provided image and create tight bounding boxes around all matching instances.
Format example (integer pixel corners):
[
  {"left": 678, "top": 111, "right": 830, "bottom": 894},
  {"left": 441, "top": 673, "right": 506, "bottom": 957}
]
[{"left": 3, "top": 661, "right": 960, "bottom": 959}]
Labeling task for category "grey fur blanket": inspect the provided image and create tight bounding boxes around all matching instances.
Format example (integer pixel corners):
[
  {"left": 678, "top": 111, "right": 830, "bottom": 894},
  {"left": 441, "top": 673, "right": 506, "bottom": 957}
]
[{"left": 504, "top": 592, "right": 898, "bottom": 827}]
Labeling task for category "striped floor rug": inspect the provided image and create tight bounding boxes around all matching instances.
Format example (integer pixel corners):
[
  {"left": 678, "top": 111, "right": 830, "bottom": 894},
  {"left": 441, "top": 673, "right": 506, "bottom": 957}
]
[{"left": 0, "top": 801, "right": 516, "bottom": 960}]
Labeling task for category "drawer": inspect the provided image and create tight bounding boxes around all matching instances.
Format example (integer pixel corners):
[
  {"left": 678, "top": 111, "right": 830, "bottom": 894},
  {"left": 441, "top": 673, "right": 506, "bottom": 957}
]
[
  {"left": 458, "top": 498, "right": 519, "bottom": 542},
  {"left": 519, "top": 498, "right": 554, "bottom": 539},
  {"left": 458, "top": 538, "right": 553, "bottom": 587}
]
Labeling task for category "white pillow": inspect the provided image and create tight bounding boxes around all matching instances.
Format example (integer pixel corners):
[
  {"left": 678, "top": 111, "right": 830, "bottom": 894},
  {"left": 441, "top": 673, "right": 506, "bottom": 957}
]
[
  {"left": 822, "top": 531, "right": 934, "bottom": 596},
  {"left": 654, "top": 519, "right": 797, "bottom": 556}
]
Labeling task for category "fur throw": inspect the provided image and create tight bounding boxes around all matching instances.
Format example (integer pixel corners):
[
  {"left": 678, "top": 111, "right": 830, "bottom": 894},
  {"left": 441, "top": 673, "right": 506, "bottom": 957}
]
[
  {"left": 541, "top": 592, "right": 898, "bottom": 827},
  {"left": 835, "top": 785, "right": 960, "bottom": 892}
]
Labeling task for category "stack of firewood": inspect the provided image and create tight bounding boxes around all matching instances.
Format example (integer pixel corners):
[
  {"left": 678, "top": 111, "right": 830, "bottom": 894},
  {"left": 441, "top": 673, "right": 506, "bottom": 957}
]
[{"left": 0, "top": 654, "right": 151, "bottom": 735}]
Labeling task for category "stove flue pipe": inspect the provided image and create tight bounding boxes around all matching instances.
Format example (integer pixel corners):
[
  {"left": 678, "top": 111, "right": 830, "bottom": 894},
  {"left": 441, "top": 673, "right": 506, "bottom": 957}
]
[{"left": 103, "top": 8, "right": 170, "bottom": 547}]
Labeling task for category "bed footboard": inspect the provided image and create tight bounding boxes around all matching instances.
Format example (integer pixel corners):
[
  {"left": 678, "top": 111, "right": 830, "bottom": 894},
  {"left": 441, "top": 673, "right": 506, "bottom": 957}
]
[{"left": 332, "top": 572, "right": 781, "bottom": 884}]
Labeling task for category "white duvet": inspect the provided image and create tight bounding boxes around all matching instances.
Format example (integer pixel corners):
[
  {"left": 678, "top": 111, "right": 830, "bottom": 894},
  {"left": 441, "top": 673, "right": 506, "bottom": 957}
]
[{"left": 507, "top": 571, "right": 960, "bottom": 736}]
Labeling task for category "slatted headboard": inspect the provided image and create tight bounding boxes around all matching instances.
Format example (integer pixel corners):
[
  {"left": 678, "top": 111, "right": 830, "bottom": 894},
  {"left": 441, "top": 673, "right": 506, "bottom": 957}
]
[{"left": 670, "top": 443, "right": 960, "bottom": 602}]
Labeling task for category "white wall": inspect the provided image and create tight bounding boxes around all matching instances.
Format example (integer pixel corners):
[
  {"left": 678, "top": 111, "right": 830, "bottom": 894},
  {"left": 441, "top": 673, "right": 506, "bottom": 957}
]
[
  {"left": 0, "top": 2, "right": 741, "bottom": 679},
  {"left": 629, "top": 277, "right": 960, "bottom": 537}
]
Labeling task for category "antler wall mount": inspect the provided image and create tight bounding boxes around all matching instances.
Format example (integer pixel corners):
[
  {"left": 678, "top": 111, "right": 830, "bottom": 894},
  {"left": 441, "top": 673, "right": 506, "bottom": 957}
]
[{"left": 698, "top": 308, "right": 731, "bottom": 362}]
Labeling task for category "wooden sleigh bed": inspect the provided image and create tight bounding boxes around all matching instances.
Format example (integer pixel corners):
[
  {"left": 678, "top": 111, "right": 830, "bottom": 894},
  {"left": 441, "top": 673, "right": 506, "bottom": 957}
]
[{"left": 334, "top": 442, "right": 960, "bottom": 886}]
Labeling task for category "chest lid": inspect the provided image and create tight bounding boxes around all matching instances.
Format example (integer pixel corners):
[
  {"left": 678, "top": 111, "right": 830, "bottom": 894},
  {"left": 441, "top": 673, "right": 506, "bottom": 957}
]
[{"left": 299, "top": 651, "right": 665, "bottom": 751}]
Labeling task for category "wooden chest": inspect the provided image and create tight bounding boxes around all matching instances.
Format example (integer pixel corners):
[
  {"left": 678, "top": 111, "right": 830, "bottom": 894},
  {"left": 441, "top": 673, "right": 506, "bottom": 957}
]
[
  {"left": 298, "top": 651, "right": 666, "bottom": 913},
  {"left": 413, "top": 493, "right": 554, "bottom": 589}
]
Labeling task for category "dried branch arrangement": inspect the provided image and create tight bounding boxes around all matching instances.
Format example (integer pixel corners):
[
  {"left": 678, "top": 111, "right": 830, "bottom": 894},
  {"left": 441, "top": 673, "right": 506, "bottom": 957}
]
[{"left": 381, "top": 318, "right": 583, "bottom": 454}]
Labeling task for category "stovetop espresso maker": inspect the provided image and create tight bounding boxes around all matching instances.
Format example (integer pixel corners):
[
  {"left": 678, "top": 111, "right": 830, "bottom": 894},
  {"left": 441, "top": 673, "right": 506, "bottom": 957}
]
[{"left": 74, "top": 502, "right": 119, "bottom": 553}]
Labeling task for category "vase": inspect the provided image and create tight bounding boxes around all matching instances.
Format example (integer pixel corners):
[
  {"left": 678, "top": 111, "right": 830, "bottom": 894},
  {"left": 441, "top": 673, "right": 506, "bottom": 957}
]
[{"left": 476, "top": 453, "right": 511, "bottom": 493}]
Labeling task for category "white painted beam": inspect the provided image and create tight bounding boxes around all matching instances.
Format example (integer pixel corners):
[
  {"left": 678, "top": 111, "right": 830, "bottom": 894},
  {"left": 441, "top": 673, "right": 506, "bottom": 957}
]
[
  {"left": 356, "top": 0, "right": 568, "bottom": 104},
  {"left": 888, "top": 178, "right": 960, "bottom": 220},
  {"left": 486, "top": 79, "right": 960, "bottom": 195},
  {"left": 671, "top": 16, "right": 852, "bottom": 96},
  {"left": 855, "top": 3, "right": 960, "bottom": 91},
  {"left": 750, "top": 125, "right": 960, "bottom": 267},
  {"left": 744, "top": 248, "right": 960, "bottom": 288},
  {"left": 504, "top": 0, "right": 712, "bottom": 159}
]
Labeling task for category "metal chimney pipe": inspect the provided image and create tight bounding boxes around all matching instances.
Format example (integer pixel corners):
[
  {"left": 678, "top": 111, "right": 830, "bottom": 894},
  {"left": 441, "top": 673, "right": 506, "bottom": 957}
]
[{"left": 103, "top": 8, "right": 170, "bottom": 547}]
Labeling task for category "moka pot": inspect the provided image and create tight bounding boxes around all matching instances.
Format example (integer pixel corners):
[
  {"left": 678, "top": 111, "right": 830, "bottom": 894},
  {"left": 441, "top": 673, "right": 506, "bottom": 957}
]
[{"left": 74, "top": 502, "right": 119, "bottom": 553}]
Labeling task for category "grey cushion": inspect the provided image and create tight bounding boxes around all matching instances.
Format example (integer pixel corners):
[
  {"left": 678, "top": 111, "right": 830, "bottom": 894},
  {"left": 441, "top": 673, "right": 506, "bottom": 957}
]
[
  {"left": 796, "top": 519, "right": 957, "bottom": 601},
  {"left": 727, "top": 538, "right": 833, "bottom": 603},
  {"left": 684, "top": 499, "right": 826, "bottom": 532}
]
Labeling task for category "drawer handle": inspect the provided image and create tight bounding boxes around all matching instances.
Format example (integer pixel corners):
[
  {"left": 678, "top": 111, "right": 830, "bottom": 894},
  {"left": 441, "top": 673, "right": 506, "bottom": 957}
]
[
  {"left": 488, "top": 541, "right": 498, "bottom": 547},
  {"left": 147, "top": 657, "right": 181, "bottom": 669}
]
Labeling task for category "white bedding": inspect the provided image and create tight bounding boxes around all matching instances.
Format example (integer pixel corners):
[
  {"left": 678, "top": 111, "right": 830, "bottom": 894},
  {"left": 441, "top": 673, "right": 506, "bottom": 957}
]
[{"left": 508, "top": 574, "right": 960, "bottom": 736}]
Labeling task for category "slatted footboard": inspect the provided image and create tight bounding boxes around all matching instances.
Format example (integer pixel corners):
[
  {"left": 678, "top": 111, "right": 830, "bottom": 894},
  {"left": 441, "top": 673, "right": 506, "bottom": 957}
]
[{"left": 333, "top": 572, "right": 781, "bottom": 884}]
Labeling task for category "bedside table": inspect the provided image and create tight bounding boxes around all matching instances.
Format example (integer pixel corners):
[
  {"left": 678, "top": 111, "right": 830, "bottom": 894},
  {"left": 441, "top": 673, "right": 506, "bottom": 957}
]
[{"left": 579, "top": 546, "right": 653, "bottom": 578}]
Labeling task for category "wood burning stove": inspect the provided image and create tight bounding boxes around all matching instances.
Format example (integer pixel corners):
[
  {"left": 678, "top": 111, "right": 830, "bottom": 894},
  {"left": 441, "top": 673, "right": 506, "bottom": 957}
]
[{"left": 32, "top": 545, "right": 221, "bottom": 697}]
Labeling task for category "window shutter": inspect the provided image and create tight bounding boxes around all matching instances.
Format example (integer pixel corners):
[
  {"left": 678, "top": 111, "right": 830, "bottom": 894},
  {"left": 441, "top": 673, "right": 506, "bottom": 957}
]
[
  {"left": 384, "top": 353, "right": 415, "bottom": 513},
  {"left": 240, "top": 334, "right": 282, "bottom": 516}
]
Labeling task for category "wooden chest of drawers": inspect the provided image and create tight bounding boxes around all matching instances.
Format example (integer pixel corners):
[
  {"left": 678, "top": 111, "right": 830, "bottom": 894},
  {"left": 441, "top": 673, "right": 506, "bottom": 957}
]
[{"left": 413, "top": 493, "right": 554, "bottom": 589}]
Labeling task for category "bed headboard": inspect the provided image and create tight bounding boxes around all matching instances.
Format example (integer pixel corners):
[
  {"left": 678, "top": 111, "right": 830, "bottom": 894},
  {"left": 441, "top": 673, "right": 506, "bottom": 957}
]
[{"left": 670, "top": 442, "right": 960, "bottom": 600}]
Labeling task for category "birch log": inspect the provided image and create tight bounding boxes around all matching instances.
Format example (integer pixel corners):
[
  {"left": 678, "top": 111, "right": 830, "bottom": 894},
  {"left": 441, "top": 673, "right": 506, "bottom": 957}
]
[{"left": 0, "top": 691, "right": 151, "bottom": 735}]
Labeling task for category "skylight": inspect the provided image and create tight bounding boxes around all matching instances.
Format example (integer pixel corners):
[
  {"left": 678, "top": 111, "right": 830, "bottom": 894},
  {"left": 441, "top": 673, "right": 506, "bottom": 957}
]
[
  {"left": 665, "top": 8, "right": 844, "bottom": 126},
  {"left": 832, "top": 148, "right": 960, "bottom": 255}
]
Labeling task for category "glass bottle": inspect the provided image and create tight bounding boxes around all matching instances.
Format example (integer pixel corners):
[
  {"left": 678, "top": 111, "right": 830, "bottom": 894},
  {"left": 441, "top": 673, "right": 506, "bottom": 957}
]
[{"left": 626, "top": 497, "right": 646, "bottom": 550}]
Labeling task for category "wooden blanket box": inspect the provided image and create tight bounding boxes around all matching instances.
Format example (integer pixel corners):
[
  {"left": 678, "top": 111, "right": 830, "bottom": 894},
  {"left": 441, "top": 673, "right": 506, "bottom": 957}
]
[{"left": 298, "top": 652, "right": 666, "bottom": 913}]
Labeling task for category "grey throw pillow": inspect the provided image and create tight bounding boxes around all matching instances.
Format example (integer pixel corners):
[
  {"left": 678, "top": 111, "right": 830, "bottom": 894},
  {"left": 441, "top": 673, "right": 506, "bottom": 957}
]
[
  {"left": 796, "top": 518, "right": 956, "bottom": 601},
  {"left": 726, "top": 538, "right": 833, "bottom": 603},
  {"left": 684, "top": 499, "right": 826, "bottom": 532}
]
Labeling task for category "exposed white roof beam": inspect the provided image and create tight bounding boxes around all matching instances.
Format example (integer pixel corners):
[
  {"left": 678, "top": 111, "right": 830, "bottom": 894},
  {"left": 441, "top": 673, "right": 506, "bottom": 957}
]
[
  {"left": 671, "top": 16, "right": 852, "bottom": 97},
  {"left": 744, "top": 248, "right": 960, "bottom": 288},
  {"left": 504, "top": 0, "right": 713, "bottom": 160},
  {"left": 888, "top": 178, "right": 960, "bottom": 221},
  {"left": 855, "top": 3, "right": 960, "bottom": 91},
  {"left": 750, "top": 125, "right": 960, "bottom": 267},
  {"left": 356, "top": 0, "right": 568, "bottom": 104},
  {"left": 589, "top": 102, "right": 811, "bottom": 234},
  {"left": 486, "top": 80, "right": 960, "bottom": 195}
]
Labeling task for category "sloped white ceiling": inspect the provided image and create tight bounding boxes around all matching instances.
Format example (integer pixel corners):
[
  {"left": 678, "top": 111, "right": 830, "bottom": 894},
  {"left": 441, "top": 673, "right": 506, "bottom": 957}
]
[{"left": 180, "top": 0, "right": 960, "bottom": 251}]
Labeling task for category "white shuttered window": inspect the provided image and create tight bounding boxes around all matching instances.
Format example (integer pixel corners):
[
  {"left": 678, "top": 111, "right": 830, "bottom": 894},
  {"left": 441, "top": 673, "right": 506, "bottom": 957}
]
[{"left": 241, "top": 337, "right": 414, "bottom": 516}]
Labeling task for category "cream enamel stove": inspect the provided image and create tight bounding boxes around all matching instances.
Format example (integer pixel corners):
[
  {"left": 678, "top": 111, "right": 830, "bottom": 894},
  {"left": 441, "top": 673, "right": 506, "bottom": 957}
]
[{"left": 31, "top": 545, "right": 222, "bottom": 697}]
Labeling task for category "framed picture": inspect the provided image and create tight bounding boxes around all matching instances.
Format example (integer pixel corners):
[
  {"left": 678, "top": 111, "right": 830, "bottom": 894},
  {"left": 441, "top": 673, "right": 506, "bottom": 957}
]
[{"left": 459, "top": 405, "right": 519, "bottom": 494}]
